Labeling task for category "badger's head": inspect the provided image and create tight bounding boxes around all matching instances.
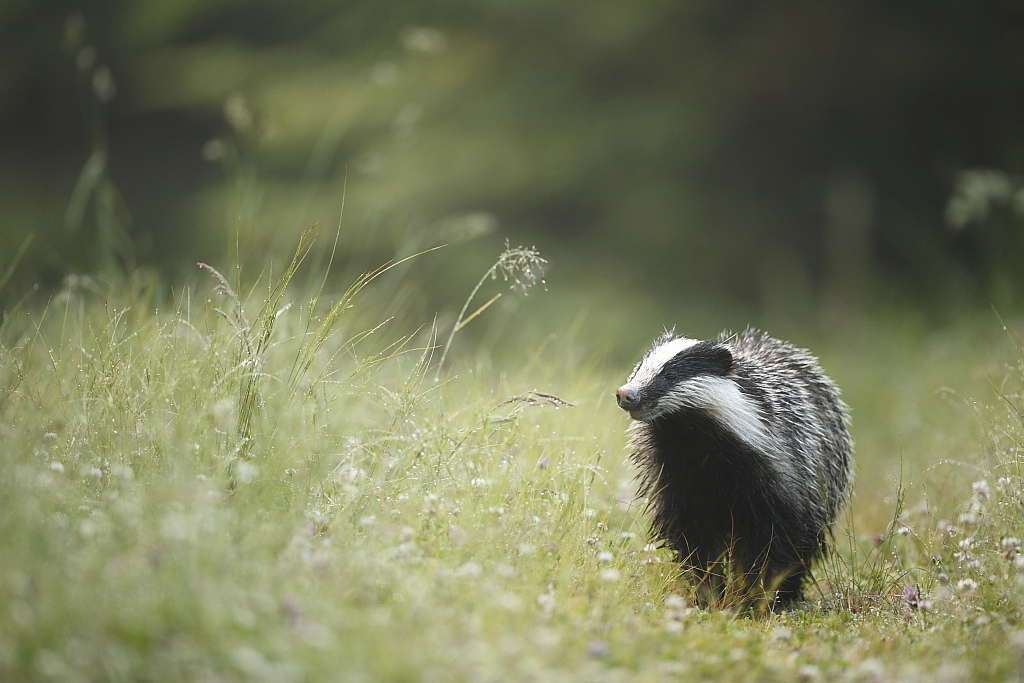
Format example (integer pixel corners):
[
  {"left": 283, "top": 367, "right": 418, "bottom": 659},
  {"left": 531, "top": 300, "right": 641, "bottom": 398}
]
[{"left": 616, "top": 332, "right": 771, "bottom": 449}]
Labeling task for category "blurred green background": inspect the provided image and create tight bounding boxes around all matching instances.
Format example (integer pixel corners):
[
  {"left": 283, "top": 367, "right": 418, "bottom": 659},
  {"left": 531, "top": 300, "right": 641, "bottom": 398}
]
[{"left": 4, "top": 1, "right": 1024, "bottom": 328}]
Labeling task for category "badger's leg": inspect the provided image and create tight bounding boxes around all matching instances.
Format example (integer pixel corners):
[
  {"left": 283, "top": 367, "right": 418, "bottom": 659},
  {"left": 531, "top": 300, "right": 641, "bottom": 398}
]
[
  {"left": 771, "top": 566, "right": 806, "bottom": 608},
  {"left": 675, "top": 547, "right": 725, "bottom": 608}
]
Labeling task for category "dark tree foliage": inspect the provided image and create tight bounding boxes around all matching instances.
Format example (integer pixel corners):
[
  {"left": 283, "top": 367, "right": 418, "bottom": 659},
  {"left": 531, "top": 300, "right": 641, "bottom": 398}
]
[{"left": 2, "top": 0, "right": 1024, "bottom": 311}]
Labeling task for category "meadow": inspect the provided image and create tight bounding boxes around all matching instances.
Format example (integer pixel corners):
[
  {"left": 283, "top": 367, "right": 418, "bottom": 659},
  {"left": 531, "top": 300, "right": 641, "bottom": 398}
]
[{"left": 2, "top": 234, "right": 1024, "bottom": 681}]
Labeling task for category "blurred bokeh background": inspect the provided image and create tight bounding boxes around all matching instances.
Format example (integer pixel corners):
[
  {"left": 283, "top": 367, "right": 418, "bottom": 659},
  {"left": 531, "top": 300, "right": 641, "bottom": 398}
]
[{"left": 3, "top": 1, "right": 1024, "bottom": 331}]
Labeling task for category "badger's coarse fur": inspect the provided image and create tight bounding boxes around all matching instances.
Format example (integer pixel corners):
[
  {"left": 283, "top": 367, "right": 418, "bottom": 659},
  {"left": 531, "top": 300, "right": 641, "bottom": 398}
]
[{"left": 616, "top": 329, "right": 852, "bottom": 606}]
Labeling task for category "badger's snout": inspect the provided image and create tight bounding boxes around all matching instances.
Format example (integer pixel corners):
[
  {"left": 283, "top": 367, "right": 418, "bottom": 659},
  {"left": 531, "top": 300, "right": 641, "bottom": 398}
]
[{"left": 615, "top": 386, "right": 641, "bottom": 412}]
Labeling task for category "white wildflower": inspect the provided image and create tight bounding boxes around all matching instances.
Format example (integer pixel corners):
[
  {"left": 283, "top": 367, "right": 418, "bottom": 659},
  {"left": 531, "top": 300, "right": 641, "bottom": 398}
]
[
  {"left": 234, "top": 461, "right": 259, "bottom": 484},
  {"left": 537, "top": 590, "right": 556, "bottom": 617},
  {"left": 664, "top": 594, "right": 688, "bottom": 611},
  {"left": 455, "top": 561, "right": 482, "bottom": 579}
]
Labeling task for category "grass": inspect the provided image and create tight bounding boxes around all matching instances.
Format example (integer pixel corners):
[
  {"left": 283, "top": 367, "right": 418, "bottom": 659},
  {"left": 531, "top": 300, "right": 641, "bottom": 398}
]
[{"left": 2, "top": 238, "right": 1024, "bottom": 681}]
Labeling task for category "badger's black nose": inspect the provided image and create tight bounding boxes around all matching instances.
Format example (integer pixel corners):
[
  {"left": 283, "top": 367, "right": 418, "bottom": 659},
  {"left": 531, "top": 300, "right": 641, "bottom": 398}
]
[{"left": 615, "top": 386, "right": 641, "bottom": 411}]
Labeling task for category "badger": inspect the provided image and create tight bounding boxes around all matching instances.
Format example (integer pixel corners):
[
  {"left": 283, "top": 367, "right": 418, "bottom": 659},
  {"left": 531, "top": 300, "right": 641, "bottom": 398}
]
[{"left": 616, "top": 329, "right": 852, "bottom": 607}]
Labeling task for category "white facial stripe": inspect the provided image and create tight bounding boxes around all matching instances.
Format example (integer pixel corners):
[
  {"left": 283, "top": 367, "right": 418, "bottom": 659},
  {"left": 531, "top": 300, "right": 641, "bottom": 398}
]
[
  {"left": 689, "top": 376, "right": 772, "bottom": 452},
  {"left": 644, "top": 375, "right": 774, "bottom": 454},
  {"left": 625, "top": 336, "right": 699, "bottom": 391}
]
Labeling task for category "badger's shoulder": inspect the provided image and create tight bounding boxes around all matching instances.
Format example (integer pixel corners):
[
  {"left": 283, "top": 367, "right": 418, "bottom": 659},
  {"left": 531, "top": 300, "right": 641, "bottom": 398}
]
[
  {"left": 720, "top": 329, "right": 816, "bottom": 368},
  {"left": 723, "top": 330, "right": 843, "bottom": 400},
  {"left": 721, "top": 330, "right": 851, "bottom": 454}
]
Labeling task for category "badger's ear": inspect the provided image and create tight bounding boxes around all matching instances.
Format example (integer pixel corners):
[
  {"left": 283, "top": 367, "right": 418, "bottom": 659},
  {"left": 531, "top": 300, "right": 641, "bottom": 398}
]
[{"left": 710, "top": 344, "right": 733, "bottom": 375}]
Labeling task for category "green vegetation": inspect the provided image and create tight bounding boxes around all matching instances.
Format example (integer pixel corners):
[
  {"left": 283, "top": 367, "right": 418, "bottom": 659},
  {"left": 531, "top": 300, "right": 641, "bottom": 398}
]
[
  {"left": 4, "top": 3, "right": 1024, "bottom": 679},
  {"left": 2, "top": 238, "right": 1023, "bottom": 681}
]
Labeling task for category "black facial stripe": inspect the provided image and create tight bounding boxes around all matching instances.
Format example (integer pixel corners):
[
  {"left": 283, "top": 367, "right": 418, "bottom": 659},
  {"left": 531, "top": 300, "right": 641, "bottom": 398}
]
[
  {"left": 635, "top": 341, "right": 734, "bottom": 406},
  {"left": 660, "top": 340, "right": 733, "bottom": 382}
]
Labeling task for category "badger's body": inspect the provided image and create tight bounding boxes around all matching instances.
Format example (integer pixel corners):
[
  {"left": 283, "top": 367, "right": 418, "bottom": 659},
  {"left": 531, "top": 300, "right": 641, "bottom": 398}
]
[{"left": 616, "top": 329, "right": 852, "bottom": 606}]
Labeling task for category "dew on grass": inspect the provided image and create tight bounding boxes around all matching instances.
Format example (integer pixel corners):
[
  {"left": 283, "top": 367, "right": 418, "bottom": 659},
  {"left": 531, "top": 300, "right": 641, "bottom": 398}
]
[{"left": 936, "top": 519, "right": 955, "bottom": 539}]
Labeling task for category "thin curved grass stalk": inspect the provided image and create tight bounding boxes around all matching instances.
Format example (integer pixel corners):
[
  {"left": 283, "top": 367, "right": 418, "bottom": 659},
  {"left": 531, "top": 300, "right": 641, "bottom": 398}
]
[
  {"left": 0, "top": 232, "right": 34, "bottom": 298},
  {"left": 436, "top": 242, "right": 546, "bottom": 374},
  {"left": 286, "top": 244, "right": 446, "bottom": 394}
]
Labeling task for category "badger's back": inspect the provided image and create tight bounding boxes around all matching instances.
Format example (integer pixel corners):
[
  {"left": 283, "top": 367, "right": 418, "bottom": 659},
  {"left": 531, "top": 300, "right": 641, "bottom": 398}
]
[
  {"left": 727, "top": 330, "right": 852, "bottom": 518},
  {"left": 617, "top": 329, "right": 852, "bottom": 604}
]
